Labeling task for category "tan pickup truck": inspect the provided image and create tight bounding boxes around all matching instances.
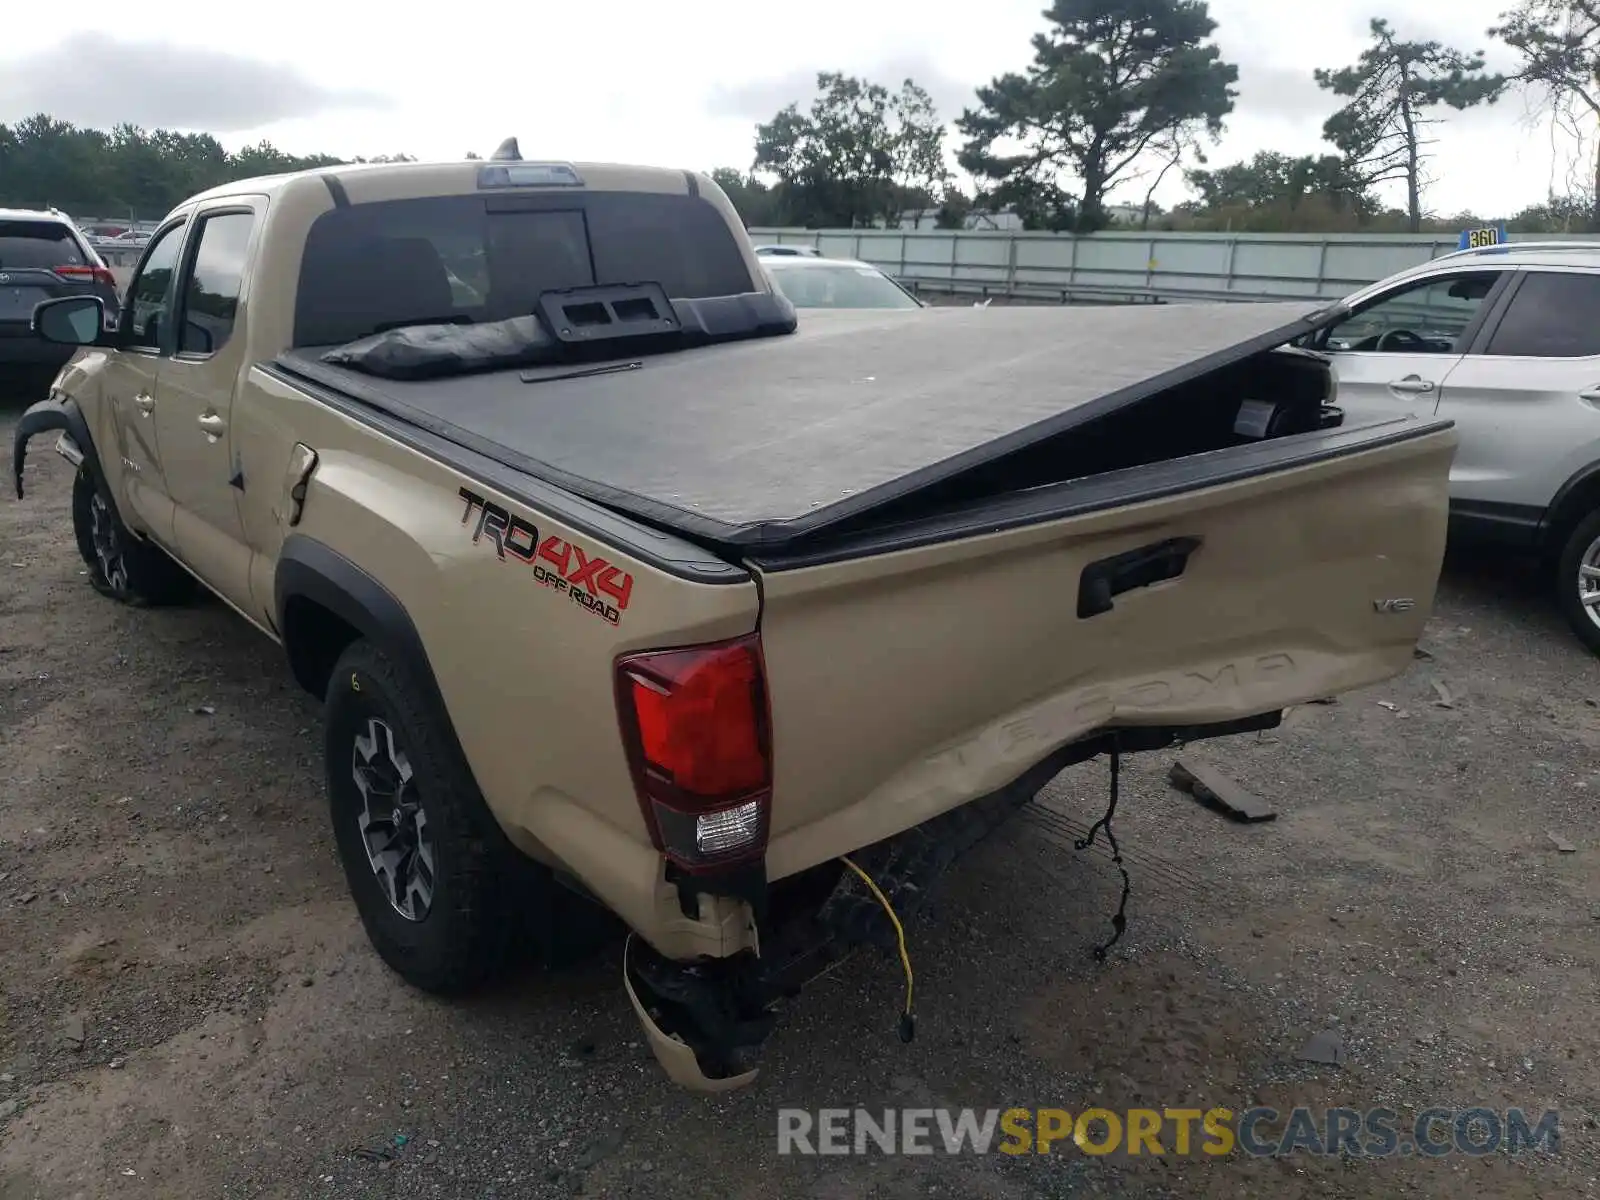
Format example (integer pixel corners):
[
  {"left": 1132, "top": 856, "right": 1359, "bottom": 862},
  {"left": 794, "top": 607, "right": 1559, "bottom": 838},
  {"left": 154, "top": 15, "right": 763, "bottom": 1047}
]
[{"left": 11, "top": 146, "right": 1455, "bottom": 1091}]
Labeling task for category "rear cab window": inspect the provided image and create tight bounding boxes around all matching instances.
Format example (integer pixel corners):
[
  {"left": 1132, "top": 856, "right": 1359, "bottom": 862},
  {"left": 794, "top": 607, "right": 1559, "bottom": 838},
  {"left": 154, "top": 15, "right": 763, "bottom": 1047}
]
[
  {"left": 292, "top": 190, "right": 757, "bottom": 347},
  {"left": 0, "top": 220, "right": 85, "bottom": 270}
]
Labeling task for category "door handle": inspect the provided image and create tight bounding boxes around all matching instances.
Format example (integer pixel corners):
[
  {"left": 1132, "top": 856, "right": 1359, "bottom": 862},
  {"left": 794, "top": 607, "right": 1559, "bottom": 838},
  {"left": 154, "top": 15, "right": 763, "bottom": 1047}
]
[
  {"left": 1579, "top": 387, "right": 1600, "bottom": 405},
  {"left": 1387, "top": 376, "right": 1435, "bottom": 395},
  {"left": 197, "top": 413, "right": 227, "bottom": 439},
  {"left": 1077, "top": 536, "right": 1202, "bottom": 618},
  {"left": 132, "top": 392, "right": 155, "bottom": 415}
]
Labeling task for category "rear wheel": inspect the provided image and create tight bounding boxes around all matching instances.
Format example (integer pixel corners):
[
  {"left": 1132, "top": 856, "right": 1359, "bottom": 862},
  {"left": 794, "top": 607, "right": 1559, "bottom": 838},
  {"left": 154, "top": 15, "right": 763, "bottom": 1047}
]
[
  {"left": 322, "top": 639, "right": 614, "bottom": 993},
  {"left": 70, "top": 468, "right": 195, "bottom": 606},
  {"left": 1555, "top": 508, "right": 1600, "bottom": 656}
]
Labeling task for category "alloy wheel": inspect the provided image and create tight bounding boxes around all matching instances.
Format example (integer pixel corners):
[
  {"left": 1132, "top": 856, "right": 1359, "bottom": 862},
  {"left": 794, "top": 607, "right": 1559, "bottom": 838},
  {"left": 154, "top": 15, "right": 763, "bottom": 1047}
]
[
  {"left": 86, "top": 491, "right": 129, "bottom": 594},
  {"left": 1580, "top": 534, "right": 1600, "bottom": 633},
  {"left": 351, "top": 717, "right": 436, "bottom": 921}
]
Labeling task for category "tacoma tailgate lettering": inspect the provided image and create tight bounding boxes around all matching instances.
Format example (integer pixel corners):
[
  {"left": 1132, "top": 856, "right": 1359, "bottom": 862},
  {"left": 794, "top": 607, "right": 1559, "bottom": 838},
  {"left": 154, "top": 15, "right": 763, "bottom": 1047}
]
[{"left": 458, "top": 486, "right": 634, "bottom": 624}]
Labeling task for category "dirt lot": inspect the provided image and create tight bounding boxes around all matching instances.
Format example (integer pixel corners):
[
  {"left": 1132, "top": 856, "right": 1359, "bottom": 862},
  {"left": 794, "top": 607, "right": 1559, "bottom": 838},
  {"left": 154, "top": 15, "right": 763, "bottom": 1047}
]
[{"left": 1, "top": 395, "right": 1597, "bottom": 1200}]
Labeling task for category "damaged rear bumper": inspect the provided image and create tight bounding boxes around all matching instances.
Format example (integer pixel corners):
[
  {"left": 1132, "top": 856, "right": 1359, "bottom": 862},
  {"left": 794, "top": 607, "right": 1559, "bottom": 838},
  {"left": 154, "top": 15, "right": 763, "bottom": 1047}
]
[
  {"left": 622, "top": 773, "right": 1041, "bottom": 1089},
  {"left": 622, "top": 714, "right": 1281, "bottom": 1090}
]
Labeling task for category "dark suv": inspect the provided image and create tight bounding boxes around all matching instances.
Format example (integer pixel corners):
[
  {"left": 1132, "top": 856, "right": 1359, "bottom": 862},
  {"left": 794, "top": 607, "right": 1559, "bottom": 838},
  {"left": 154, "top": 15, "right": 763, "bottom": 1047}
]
[{"left": 0, "top": 208, "right": 121, "bottom": 392}]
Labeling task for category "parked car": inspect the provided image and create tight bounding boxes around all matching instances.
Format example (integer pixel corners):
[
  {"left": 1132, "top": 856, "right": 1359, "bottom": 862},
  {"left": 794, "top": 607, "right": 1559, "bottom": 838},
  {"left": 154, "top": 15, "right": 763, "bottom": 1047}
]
[
  {"left": 1301, "top": 241, "right": 1600, "bottom": 654},
  {"left": 0, "top": 208, "right": 120, "bottom": 389},
  {"left": 14, "top": 154, "right": 1452, "bottom": 1091},
  {"left": 762, "top": 253, "right": 924, "bottom": 309},
  {"left": 752, "top": 244, "right": 822, "bottom": 257}
]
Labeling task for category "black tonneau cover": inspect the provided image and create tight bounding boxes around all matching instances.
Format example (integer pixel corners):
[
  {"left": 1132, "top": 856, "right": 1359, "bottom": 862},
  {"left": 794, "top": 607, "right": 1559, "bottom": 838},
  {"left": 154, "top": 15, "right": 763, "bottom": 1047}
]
[{"left": 272, "top": 300, "right": 1344, "bottom": 549}]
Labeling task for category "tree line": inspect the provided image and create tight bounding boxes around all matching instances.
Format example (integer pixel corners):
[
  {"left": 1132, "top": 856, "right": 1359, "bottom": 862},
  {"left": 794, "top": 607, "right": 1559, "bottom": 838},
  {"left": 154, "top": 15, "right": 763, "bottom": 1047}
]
[
  {"left": 718, "top": 0, "right": 1600, "bottom": 234},
  {"left": 0, "top": 114, "right": 415, "bottom": 220},
  {"left": 1, "top": 0, "right": 1594, "bottom": 235}
]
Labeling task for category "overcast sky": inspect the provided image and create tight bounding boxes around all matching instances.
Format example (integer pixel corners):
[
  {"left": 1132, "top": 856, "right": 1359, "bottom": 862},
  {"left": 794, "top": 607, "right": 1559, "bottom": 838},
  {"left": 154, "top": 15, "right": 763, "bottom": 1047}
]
[{"left": 0, "top": 0, "right": 1580, "bottom": 218}]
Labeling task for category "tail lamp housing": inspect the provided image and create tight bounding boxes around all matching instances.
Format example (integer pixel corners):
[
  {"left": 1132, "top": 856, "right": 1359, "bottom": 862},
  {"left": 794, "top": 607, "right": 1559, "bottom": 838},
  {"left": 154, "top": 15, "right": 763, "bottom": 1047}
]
[
  {"left": 54, "top": 265, "right": 117, "bottom": 289},
  {"left": 615, "top": 633, "right": 773, "bottom": 873}
]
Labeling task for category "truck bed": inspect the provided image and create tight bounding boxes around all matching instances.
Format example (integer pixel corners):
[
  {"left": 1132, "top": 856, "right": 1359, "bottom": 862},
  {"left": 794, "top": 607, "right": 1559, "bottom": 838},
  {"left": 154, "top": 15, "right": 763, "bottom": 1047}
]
[{"left": 271, "top": 300, "right": 1357, "bottom": 552}]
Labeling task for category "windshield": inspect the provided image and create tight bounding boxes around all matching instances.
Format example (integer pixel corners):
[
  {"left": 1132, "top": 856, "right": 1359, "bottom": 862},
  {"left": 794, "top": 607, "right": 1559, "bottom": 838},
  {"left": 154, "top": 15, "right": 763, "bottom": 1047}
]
[
  {"left": 293, "top": 191, "right": 758, "bottom": 347},
  {"left": 769, "top": 264, "right": 921, "bottom": 310}
]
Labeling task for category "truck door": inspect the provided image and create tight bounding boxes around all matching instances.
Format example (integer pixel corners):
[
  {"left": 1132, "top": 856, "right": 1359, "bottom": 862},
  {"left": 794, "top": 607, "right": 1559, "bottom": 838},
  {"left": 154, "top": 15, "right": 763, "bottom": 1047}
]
[
  {"left": 98, "top": 217, "right": 190, "bottom": 543},
  {"left": 148, "top": 201, "right": 263, "bottom": 614}
]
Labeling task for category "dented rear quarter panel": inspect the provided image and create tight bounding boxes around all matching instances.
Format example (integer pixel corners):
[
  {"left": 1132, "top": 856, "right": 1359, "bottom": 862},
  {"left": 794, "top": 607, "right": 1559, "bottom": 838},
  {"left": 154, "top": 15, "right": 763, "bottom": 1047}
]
[{"left": 234, "top": 368, "right": 761, "bottom": 946}]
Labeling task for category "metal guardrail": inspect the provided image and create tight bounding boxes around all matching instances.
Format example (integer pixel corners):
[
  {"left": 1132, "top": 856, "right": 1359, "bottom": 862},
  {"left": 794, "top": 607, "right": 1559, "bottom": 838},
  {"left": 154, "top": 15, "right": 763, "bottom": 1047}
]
[{"left": 749, "top": 227, "right": 1600, "bottom": 305}]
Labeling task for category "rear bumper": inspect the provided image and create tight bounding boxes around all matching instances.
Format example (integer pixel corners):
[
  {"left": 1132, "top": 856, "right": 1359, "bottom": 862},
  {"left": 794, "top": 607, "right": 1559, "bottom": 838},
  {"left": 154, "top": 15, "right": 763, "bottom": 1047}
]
[{"left": 623, "top": 711, "right": 1281, "bottom": 1089}]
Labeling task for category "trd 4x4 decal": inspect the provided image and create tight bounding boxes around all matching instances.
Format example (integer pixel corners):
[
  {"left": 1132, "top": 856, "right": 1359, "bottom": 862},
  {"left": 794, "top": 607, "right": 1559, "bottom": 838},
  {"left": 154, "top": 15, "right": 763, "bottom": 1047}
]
[{"left": 458, "top": 487, "right": 634, "bottom": 625}]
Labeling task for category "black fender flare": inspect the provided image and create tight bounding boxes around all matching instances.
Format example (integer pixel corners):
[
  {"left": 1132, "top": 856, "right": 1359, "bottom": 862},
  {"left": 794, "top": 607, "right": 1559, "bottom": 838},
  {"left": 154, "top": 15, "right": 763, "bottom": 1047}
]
[
  {"left": 274, "top": 534, "right": 449, "bottom": 709},
  {"left": 11, "top": 394, "right": 105, "bottom": 499},
  {"left": 275, "top": 533, "right": 499, "bottom": 841}
]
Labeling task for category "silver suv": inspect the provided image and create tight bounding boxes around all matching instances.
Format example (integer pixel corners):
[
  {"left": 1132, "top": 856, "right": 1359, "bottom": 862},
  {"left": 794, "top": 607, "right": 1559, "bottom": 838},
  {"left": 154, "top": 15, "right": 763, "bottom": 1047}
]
[{"left": 1304, "top": 242, "right": 1600, "bottom": 654}]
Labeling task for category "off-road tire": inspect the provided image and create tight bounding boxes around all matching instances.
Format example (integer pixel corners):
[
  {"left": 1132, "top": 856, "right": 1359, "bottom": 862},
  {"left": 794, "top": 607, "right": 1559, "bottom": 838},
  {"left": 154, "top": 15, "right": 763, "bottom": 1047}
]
[
  {"left": 1556, "top": 508, "right": 1600, "bottom": 656},
  {"left": 324, "top": 638, "right": 610, "bottom": 994},
  {"left": 70, "top": 468, "right": 195, "bottom": 606}
]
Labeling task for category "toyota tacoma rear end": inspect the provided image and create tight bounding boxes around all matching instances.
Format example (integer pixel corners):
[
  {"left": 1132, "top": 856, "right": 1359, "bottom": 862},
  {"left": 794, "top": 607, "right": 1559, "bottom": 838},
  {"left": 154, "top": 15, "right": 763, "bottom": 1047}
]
[{"left": 11, "top": 147, "right": 1454, "bottom": 1091}]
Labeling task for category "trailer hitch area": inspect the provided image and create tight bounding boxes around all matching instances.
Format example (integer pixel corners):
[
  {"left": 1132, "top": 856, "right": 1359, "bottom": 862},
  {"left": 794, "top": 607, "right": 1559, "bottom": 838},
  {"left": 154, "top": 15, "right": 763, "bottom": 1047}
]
[{"left": 12, "top": 396, "right": 80, "bottom": 499}]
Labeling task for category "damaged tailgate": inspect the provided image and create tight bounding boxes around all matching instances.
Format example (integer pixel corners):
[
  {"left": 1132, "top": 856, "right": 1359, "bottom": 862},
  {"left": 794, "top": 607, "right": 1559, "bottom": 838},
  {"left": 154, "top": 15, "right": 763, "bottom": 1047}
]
[{"left": 752, "top": 417, "right": 1455, "bottom": 879}]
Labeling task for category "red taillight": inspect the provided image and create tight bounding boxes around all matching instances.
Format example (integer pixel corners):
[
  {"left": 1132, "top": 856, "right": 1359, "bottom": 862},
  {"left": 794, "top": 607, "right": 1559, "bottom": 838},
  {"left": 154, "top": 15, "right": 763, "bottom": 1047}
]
[
  {"left": 615, "top": 633, "right": 772, "bottom": 872},
  {"left": 55, "top": 265, "right": 116, "bottom": 288}
]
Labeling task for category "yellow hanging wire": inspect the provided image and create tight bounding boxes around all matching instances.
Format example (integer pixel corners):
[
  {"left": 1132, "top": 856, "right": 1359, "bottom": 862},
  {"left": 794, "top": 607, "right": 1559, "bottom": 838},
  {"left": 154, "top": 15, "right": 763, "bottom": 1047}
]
[{"left": 839, "top": 854, "right": 916, "bottom": 1041}]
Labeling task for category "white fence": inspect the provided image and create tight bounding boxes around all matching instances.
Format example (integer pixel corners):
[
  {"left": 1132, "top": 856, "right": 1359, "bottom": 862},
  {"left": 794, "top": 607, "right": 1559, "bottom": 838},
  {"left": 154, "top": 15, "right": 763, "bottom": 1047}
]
[
  {"left": 749, "top": 228, "right": 1600, "bottom": 304},
  {"left": 101, "top": 226, "right": 1600, "bottom": 307}
]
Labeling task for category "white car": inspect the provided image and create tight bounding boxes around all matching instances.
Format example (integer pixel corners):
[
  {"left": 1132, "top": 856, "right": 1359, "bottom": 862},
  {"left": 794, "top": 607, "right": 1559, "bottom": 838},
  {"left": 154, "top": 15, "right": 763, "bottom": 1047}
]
[
  {"left": 1302, "top": 240, "right": 1600, "bottom": 653},
  {"left": 761, "top": 254, "right": 924, "bottom": 310},
  {"left": 752, "top": 244, "right": 822, "bottom": 258}
]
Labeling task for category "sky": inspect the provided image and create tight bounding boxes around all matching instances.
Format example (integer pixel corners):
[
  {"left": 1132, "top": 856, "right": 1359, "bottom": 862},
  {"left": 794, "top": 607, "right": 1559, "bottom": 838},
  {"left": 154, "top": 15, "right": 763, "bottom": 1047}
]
[{"left": 0, "top": 0, "right": 1584, "bottom": 219}]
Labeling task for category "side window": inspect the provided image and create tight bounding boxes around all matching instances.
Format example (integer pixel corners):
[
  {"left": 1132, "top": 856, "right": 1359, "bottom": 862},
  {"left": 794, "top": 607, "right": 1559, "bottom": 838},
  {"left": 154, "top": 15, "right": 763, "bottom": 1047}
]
[
  {"left": 178, "top": 212, "right": 255, "bottom": 356},
  {"left": 1483, "top": 272, "right": 1600, "bottom": 358},
  {"left": 1317, "top": 271, "right": 1500, "bottom": 355},
  {"left": 125, "top": 223, "right": 187, "bottom": 350}
]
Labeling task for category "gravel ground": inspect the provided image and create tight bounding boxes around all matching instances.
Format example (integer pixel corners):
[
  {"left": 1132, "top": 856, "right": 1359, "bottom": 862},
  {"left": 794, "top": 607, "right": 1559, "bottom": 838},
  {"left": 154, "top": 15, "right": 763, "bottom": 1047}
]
[{"left": 1, "top": 393, "right": 1597, "bottom": 1200}]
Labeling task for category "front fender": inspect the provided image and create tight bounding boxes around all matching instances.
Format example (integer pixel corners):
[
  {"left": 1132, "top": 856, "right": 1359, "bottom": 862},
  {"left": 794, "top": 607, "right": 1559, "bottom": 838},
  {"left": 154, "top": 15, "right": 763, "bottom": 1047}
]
[{"left": 11, "top": 394, "right": 103, "bottom": 499}]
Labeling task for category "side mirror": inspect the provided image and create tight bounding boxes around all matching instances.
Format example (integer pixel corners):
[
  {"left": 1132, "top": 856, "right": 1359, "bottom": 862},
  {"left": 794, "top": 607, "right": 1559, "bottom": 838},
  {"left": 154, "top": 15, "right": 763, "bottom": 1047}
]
[{"left": 33, "top": 296, "right": 108, "bottom": 347}]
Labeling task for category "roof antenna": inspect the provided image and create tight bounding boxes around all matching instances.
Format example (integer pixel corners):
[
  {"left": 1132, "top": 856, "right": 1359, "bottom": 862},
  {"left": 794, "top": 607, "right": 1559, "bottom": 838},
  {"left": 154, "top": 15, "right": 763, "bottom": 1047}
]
[{"left": 490, "top": 137, "right": 523, "bottom": 162}]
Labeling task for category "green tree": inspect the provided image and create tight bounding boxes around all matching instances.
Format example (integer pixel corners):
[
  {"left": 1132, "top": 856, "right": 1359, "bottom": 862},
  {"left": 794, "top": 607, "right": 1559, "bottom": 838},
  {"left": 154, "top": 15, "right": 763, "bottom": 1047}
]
[
  {"left": 1315, "top": 18, "right": 1506, "bottom": 233},
  {"left": 708, "top": 168, "right": 781, "bottom": 226},
  {"left": 751, "top": 71, "right": 952, "bottom": 227},
  {"left": 935, "top": 187, "right": 974, "bottom": 229},
  {"left": 1492, "top": 1, "right": 1600, "bottom": 229},
  {"left": 0, "top": 114, "right": 399, "bottom": 219},
  {"left": 1508, "top": 188, "right": 1596, "bottom": 230},
  {"left": 754, "top": 73, "right": 896, "bottom": 226},
  {"left": 888, "top": 81, "right": 952, "bottom": 227},
  {"left": 1187, "top": 150, "right": 1374, "bottom": 216},
  {"left": 956, "top": 0, "right": 1238, "bottom": 232}
]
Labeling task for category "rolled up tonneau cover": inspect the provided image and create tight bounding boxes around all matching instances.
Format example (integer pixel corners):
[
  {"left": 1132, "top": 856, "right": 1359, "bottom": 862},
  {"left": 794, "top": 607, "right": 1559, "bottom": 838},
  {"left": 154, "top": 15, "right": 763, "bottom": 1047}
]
[{"left": 272, "top": 300, "right": 1347, "bottom": 550}]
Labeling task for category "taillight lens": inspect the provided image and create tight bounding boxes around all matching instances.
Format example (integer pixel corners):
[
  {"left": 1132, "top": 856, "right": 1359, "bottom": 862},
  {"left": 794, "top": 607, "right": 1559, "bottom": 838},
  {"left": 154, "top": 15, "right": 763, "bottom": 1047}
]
[
  {"left": 615, "top": 633, "right": 773, "bottom": 872},
  {"left": 54, "top": 265, "right": 116, "bottom": 288}
]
